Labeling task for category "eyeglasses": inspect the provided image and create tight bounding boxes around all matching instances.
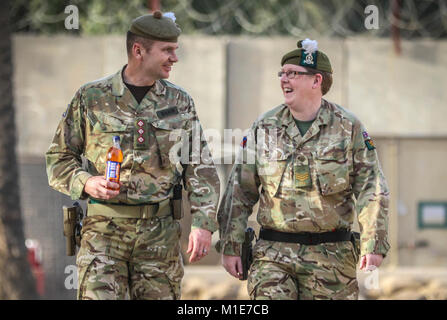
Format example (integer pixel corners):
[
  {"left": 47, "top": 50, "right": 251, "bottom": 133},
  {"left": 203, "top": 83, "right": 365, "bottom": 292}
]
[{"left": 277, "top": 70, "right": 315, "bottom": 79}]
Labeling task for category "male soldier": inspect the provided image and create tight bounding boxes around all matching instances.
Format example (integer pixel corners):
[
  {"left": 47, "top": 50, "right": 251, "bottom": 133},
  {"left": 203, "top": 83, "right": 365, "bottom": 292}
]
[
  {"left": 216, "top": 39, "right": 389, "bottom": 300},
  {"left": 46, "top": 11, "right": 220, "bottom": 300}
]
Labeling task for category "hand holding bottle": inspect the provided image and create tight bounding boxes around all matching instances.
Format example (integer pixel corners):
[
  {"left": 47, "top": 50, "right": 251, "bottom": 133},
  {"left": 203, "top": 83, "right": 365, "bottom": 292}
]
[
  {"left": 84, "top": 136, "right": 123, "bottom": 200},
  {"left": 84, "top": 176, "right": 120, "bottom": 200}
]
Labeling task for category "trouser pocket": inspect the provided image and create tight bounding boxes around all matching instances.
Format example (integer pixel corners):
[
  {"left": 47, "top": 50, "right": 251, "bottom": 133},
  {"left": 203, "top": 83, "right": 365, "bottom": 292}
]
[{"left": 76, "top": 251, "right": 129, "bottom": 300}]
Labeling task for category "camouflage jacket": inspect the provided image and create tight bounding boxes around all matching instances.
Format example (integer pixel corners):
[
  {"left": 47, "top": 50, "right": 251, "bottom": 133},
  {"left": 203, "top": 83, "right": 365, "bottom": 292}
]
[
  {"left": 46, "top": 67, "right": 220, "bottom": 232},
  {"left": 216, "top": 99, "right": 390, "bottom": 257}
]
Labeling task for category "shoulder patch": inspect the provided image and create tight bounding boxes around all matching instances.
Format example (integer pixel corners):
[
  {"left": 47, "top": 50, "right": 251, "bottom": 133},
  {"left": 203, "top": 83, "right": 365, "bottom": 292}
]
[
  {"left": 362, "top": 131, "right": 376, "bottom": 150},
  {"left": 365, "top": 138, "right": 375, "bottom": 150}
]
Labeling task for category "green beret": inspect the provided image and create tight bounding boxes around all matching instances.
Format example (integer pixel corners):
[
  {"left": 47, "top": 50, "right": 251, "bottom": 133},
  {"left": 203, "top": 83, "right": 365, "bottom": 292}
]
[
  {"left": 129, "top": 11, "right": 181, "bottom": 42},
  {"left": 281, "top": 39, "right": 332, "bottom": 73}
]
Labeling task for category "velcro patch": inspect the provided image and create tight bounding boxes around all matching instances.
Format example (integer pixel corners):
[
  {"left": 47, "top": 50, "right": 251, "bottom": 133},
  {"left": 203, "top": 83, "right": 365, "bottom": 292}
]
[{"left": 156, "top": 107, "right": 179, "bottom": 119}]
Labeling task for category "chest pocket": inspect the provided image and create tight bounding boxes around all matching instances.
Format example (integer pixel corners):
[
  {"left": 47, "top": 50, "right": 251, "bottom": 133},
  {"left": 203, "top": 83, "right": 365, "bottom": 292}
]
[
  {"left": 86, "top": 111, "right": 129, "bottom": 174},
  {"left": 314, "top": 146, "right": 350, "bottom": 196},
  {"left": 150, "top": 112, "right": 191, "bottom": 169},
  {"left": 257, "top": 143, "right": 292, "bottom": 199},
  {"left": 92, "top": 113, "right": 128, "bottom": 133}
]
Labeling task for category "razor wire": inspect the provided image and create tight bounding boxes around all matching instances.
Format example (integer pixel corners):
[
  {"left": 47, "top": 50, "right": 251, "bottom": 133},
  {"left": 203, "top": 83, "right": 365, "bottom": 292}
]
[{"left": 10, "top": 0, "right": 447, "bottom": 38}]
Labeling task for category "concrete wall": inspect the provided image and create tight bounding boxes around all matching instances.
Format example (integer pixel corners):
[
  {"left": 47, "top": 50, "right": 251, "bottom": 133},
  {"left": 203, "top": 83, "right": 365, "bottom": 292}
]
[
  {"left": 12, "top": 35, "right": 227, "bottom": 158},
  {"left": 347, "top": 39, "right": 447, "bottom": 136},
  {"left": 13, "top": 35, "right": 447, "bottom": 158},
  {"left": 374, "top": 138, "right": 447, "bottom": 268},
  {"left": 396, "top": 138, "right": 447, "bottom": 266}
]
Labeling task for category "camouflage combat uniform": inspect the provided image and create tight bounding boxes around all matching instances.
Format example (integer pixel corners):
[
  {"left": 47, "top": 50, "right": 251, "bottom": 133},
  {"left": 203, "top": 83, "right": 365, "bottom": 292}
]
[
  {"left": 216, "top": 99, "right": 390, "bottom": 300},
  {"left": 46, "top": 68, "right": 220, "bottom": 299}
]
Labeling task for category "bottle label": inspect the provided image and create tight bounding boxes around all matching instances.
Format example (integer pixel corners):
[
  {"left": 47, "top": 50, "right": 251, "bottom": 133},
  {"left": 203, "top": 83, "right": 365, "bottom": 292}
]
[{"left": 106, "top": 161, "right": 120, "bottom": 180}]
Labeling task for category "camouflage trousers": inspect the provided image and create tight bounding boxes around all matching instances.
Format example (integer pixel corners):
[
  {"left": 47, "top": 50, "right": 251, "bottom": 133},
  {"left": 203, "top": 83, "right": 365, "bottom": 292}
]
[
  {"left": 247, "top": 239, "right": 360, "bottom": 300},
  {"left": 76, "top": 213, "right": 183, "bottom": 300}
]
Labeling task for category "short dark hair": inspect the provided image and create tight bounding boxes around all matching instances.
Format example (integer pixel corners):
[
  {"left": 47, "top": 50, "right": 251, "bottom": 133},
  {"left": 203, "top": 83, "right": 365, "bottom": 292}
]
[
  {"left": 304, "top": 67, "right": 333, "bottom": 96},
  {"left": 126, "top": 31, "right": 155, "bottom": 57}
]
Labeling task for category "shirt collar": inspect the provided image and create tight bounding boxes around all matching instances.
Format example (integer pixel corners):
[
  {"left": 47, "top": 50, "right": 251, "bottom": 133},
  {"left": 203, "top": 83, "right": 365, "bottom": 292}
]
[
  {"left": 111, "top": 65, "right": 166, "bottom": 97},
  {"left": 282, "top": 99, "right": 331, "bottom": 143}
]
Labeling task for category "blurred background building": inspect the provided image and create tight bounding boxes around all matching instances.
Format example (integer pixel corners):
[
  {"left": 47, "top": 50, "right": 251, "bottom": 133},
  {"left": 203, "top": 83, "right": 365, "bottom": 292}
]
[{"left": 8, "top": 0, "right": 447, "bottom": 299}]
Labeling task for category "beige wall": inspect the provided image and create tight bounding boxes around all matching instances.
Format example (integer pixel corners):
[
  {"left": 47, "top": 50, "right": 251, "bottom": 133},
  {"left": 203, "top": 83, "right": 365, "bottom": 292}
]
[
  {"left": 398, "top": 139, "right": 447, "bottom": 266},
  {"left": 347, "top": 39, "right": 447, "bottom": 136},
  {"left": 375, "top": 138, "right": 447, "bottom": 267},
  {"left": 13, "top": 35, "right": 447, "bottom": 158},
  {"left": 12, "top": 35, "right": 226, "bottom": 158}
]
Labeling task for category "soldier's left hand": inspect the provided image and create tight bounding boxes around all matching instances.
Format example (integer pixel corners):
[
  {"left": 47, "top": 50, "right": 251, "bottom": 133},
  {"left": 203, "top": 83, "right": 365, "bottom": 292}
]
[
  {"left": 360, "top": 253, "right": 383, "bottom": 271},
  {"left": 187, "top": 228, "right": 212, "bottom": 263}
]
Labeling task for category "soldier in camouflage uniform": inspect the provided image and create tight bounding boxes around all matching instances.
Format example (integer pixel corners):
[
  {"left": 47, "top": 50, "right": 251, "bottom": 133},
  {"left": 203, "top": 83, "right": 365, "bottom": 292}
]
[
  {"left": 216, "top": 39, "right": 389, "bottom": 300},
  {"left": 46, "top": 12, "right": 220, "bottom": 300}
]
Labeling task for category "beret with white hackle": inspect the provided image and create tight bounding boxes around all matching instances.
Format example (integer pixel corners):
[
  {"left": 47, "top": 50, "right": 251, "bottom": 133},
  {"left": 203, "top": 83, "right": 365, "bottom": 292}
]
[{"left": 281, "top": 39, "right": 332, "bottom": 73}]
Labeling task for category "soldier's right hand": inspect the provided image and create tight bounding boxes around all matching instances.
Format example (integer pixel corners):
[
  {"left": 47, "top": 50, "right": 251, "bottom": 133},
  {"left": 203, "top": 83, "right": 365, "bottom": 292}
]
[
  {"left": 84, "top": 176, "right": 120, "bottom": 200},
  {"left": 222, "top": 254, "right": 243, "bottom": 279}
]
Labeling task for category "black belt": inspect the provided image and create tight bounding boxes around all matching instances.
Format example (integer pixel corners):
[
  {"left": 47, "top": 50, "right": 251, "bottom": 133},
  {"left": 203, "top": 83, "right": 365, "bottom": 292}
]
[{"left": 259, "top": 228, "right": 352, "bottom": 245}]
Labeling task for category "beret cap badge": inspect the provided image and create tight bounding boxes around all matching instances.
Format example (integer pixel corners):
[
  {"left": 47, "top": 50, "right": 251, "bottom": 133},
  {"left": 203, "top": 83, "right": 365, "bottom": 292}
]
[{"left": 281, "top": 38, "right": 332, "bottom": 73}]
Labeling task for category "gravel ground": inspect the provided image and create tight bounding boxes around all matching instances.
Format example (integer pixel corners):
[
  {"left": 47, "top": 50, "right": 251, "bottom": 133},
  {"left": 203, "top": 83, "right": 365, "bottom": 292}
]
[{"left": 181, "top": 266, "right": 447, "bottom": 300}]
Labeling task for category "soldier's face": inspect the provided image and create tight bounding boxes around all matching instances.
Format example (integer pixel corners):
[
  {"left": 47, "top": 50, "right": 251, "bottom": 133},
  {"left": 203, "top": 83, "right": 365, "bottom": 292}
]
[
  {"left": 142, "top": 41, "right": 179, "bottom": 79},
  {"left": 280, "top": 64, "right": 315, "bottom": 106}
]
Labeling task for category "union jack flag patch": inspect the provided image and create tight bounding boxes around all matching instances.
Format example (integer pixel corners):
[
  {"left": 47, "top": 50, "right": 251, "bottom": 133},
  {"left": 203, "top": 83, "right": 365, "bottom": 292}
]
[{"left": 240, "top": 136, "right": 247, "bottom": 148}]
